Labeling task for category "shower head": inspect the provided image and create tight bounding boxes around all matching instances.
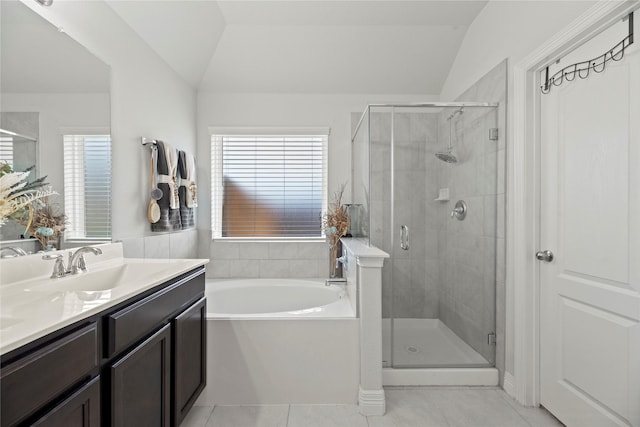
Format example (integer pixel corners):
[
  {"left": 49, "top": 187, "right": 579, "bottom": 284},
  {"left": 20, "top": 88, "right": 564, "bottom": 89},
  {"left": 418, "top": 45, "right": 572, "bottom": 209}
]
[
  {"left": 435, "top": 151, "right": 458, "bottom": 163},
  {"left": 435, "top": 107, "right": 463, "bottom": 164}
]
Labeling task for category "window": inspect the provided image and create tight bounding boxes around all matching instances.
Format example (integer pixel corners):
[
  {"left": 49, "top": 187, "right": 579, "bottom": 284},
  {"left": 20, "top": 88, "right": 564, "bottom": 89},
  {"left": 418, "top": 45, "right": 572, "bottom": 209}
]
[
  {"left": 0, "top": 136, "right": 14, "bottom": 167},
  {"left": 63, "top": 133, "right": 112, "bottom": 240},
  {"left": 211, "top": 128, "right": 328, "bottom": 239}
]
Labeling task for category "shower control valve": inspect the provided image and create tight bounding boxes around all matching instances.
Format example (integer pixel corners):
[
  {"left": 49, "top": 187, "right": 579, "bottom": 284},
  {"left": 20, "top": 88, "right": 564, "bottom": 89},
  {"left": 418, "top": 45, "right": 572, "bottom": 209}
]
[{"left": 450, "top": 200, "right": 467, "bottom": 221}]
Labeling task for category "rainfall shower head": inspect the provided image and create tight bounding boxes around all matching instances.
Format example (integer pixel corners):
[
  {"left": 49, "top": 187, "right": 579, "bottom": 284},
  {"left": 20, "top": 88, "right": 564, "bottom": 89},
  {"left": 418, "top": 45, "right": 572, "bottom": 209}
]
[
  {"left": 434, "top": 108, "right": 463, "bottom": 164},
  {"left": 435, "top": 151, "right": 457, "bottom": 163}
]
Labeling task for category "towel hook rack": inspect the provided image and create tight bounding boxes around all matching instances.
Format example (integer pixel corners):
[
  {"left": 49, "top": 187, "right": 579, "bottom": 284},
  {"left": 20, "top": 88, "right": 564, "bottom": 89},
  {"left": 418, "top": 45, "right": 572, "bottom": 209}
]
[
  {"left": 541, "top": 12, "right": 634, "bottom": 94},
  {"left": 141, "top": 137, "right": 159, "bottom": 147}
]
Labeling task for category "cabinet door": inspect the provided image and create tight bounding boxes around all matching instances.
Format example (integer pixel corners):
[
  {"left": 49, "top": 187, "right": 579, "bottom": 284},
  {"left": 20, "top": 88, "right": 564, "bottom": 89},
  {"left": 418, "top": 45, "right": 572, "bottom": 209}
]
[
  {"left": 173, "top": 297, "right": 206, "bottom": 426},
  {"left": 111, "top": 324, "right": 171, "bottom": 427},
  {"left": 31, "top": 377, "right": 100, "bottom": 427}
]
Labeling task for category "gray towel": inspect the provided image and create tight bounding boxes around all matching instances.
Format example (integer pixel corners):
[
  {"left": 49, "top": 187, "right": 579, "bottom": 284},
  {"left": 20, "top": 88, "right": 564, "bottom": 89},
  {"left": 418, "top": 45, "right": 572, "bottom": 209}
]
[
  {"left": 178, "top": 150, "right": 195, "bottom": 230},
  {"left": 151, "top": 141, "right": 182, "bottom": 232}
]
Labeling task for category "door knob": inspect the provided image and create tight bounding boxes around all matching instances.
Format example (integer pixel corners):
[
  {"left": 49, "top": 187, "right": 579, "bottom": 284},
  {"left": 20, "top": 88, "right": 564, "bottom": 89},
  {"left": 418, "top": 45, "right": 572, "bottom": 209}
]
[{"left": 536, "top": 250, "right": 554, "bottom": 262}]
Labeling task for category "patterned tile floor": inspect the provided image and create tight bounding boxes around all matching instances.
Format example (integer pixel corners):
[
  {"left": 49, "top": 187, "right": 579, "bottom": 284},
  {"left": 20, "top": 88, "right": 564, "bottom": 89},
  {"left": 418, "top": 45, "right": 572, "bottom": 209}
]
[{"left": 183, "top": 388, "right": 563, "bottom": 427}]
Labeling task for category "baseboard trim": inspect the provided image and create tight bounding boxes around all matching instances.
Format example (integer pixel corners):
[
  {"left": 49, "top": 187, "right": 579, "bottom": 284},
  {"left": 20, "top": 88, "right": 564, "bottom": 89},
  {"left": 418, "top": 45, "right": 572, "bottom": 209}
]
[
  {"left": 503, "top": 372, "right": 516, "bottom": 398},
  {"left": 358, "top": 387, "right": 385, "bottom": 416}
]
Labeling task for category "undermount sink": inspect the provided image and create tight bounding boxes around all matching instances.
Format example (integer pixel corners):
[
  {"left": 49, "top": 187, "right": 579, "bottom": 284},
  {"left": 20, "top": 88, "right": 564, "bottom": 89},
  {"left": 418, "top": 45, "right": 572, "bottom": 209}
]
[{"left": 24, "top": 262, "right": 179, "bottom": 293}]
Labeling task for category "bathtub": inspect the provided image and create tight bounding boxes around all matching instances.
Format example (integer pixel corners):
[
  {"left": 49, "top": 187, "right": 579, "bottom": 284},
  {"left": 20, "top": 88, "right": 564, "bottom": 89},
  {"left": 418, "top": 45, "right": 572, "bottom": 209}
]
[
  {"left": 200, "top": 278, "right": 360, "bottom": 405},
  {"left": 207, "top": 278, "right": 354, "bottom": 318}
]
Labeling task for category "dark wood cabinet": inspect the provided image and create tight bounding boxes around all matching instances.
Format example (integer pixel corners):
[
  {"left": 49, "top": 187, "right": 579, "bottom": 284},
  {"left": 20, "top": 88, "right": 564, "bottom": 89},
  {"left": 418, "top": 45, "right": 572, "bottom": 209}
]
[
  {"left": 0, "top": 267, "right": 206, "bottom": 427},
  {"left": 31, "top": 376, "right": 101, "bottom": 427},
  {"left": 173, "top": 297, "right": 207, "bottom": 426},
  {"left": 0, "top": 323, "right": 98, "bottom": 426},
  {"left": 110, "top": 324, "right": 172, "bottom": 427}
]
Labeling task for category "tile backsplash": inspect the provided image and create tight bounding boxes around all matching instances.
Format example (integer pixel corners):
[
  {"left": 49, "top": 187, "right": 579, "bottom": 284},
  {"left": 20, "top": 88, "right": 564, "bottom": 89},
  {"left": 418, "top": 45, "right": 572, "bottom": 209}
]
[{"left": 207, "top": 241, "right": 330, "bottom": 279}]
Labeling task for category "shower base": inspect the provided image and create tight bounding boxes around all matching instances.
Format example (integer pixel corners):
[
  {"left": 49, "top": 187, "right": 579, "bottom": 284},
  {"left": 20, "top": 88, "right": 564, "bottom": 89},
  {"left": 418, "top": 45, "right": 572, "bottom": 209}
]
[{"left": 382, "top": 318, "right": 499, "bottom": 386}]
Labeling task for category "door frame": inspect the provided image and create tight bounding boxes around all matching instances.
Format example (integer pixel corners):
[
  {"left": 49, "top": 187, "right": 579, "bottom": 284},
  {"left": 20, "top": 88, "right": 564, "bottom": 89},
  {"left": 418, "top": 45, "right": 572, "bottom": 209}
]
[{"left": 507, "top": 0, "right": 640, "bottom": 406}]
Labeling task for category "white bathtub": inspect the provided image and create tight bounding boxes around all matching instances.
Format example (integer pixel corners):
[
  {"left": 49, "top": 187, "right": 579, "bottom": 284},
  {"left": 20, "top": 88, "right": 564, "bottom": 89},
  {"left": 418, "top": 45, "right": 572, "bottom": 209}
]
[
  {"left": 206, "top": 278, "right": 354, "bottom": 318},
  {"left": 200, "top": 278, "right": 360, "bottom": 405}
]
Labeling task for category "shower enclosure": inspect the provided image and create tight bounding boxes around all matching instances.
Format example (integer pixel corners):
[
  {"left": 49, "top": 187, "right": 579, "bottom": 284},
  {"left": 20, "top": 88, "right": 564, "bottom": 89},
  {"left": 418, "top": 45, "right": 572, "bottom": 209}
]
[{"left": 351, "top": 102, "right": 500, "bottom": 378}]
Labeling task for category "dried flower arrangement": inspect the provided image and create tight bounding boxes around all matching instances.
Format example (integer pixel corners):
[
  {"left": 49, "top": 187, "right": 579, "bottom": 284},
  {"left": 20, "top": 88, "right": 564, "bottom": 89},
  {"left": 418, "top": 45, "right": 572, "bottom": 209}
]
[
  {"left": 18, "top": 197, "right": 67, "bottom": 250},
  {"left": 0, "top": 164, "right": 55, "bottom": 228},
  {"left": 322, "top": 183, "right": 350, "bottom": 277}
]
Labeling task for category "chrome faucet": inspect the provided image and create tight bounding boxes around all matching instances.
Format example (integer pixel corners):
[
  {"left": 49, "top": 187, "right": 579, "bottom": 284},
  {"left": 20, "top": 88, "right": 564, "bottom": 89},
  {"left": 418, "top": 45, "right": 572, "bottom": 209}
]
[
  {"left": 0, "top": 246, "right": 28, "bottom": 258},
  {"left": 68, "top": 246, "right": 103, "bottom": 274},
  {"left": 325, "top": 277, "right": 346, "bottom": 286},
  {"left": 42, "top": 253, "right": 67, "bottom": 278}
]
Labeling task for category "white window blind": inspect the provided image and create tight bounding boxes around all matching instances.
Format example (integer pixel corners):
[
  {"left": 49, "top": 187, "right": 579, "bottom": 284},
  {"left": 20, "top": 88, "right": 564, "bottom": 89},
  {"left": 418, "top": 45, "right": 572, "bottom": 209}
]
[
  {"left": 211, "top": 131, "right": 328, "bottom": 239},
  {"left": 63, "top": 134, "right": 111, "bottom": 240},
  {"left": 0, "top": 136, "right": 13, "bottom": 167}
]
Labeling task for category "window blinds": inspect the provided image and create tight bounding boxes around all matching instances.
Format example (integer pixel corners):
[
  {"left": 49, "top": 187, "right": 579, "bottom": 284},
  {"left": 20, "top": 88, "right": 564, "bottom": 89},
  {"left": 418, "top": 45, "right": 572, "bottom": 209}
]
[
  {"left": 0, "top": 136, "right": 13, "bottom": 167},
  {"left": 211, "top": 133, "right": 327, "bottom": 239},
  {"left": 63, "top": 134, "right": 111, "bottom": 240}
]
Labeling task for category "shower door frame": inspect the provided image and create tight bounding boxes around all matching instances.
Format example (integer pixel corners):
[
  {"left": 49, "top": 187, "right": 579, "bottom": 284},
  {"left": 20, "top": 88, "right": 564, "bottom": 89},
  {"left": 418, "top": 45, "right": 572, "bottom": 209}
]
[
  {"left": 351, "top": 102, "right": 499, "bottom": 145},
  {"left": 354, "top": 102, "right": 500, "bottom": 371}
]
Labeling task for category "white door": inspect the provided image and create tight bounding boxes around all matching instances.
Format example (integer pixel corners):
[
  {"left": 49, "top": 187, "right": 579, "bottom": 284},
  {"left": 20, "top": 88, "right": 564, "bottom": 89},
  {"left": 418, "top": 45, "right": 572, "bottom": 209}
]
[{"left": 539, "top": 14, "right": 640, "bottom": 427}]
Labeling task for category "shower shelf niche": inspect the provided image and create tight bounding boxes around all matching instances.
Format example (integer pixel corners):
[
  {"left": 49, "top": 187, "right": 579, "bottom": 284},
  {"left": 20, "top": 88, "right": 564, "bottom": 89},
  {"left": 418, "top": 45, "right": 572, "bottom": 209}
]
[{"left": 434, "top": 188, "right": 450, "bottom": 201}]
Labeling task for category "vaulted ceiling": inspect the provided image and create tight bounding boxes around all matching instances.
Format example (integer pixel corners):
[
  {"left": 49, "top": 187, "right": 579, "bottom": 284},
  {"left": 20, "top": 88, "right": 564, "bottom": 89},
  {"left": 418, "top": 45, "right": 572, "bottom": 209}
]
[{"left": 105, "top": 0, "right": 489, "bottom": 94}]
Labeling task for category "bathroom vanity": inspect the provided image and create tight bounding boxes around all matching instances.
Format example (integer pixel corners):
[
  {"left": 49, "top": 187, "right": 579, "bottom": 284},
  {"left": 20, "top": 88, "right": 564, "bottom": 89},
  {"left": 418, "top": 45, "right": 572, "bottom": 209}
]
[{"left": 0, "top": 244, "right": 208, "bottom": 426}]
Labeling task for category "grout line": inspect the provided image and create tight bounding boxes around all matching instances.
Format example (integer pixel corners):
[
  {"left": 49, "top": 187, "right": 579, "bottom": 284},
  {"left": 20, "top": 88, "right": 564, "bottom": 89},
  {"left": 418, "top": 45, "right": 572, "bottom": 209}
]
[
  {"left": 204, "top": 405, "right": 216, "bottom": 427},
  {"left": 285, "top": 404, "right": 291, "bottom": 427}
]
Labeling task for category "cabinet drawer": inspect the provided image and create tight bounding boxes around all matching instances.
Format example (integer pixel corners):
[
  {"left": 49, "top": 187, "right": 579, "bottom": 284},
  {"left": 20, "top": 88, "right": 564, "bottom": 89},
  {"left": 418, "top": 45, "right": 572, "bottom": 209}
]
[
  {"left": 106, "top": 271, "right": 204, "bottom": 357},
  {"left": 0, "top": 323, "right": 98, "bottom": 427}
]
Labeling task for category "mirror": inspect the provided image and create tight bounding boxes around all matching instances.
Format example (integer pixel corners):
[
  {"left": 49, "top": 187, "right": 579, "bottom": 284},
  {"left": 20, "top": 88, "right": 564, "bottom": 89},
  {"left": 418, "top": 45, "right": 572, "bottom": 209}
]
[{"left": 0, "top": 1, "right": 111, "bottom": 248}]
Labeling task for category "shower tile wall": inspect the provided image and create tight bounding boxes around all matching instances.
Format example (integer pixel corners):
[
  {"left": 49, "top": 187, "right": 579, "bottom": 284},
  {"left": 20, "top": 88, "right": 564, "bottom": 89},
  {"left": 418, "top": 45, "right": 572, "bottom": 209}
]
[
  {"left": 365, "top": 111, "right": 440, "bottom": 319},
  {"left": 436, "top": 61, "right": 507, "bottom": 374},
  {"left": 393, "top": 113, "right": 440, "bottom": 319},
  {"left": 356, "top": 61, "right": 507, "bottom": 376}
]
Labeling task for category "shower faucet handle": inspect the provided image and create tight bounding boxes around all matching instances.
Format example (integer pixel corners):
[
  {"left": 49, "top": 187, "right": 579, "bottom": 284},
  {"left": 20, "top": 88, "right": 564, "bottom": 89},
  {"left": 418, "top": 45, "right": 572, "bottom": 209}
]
[{"left": 450, "top": 200, "right": 467, "bottom": 220}]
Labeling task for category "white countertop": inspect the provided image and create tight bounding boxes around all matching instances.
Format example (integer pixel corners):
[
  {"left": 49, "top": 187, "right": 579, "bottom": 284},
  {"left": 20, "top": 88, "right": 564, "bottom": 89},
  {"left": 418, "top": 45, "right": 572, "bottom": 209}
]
[{"left": 0, "top": 242, "right": 208, "bottom": 356}]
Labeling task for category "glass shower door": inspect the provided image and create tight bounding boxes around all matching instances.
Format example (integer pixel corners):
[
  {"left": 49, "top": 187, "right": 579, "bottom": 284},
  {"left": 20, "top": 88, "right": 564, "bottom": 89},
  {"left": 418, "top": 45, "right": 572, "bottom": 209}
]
[
  {"left": 389, "top": 108, "right": 439, "bottom": 368},
  {"left": 389, "top": 106, "right": 498, "bottom": 369}
]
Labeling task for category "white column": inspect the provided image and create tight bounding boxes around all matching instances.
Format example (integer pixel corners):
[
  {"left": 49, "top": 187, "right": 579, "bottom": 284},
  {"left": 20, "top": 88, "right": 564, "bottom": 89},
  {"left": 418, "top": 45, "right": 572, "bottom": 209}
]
[{"left": 341, "top": 238, "right": 389, "bottom": 416}]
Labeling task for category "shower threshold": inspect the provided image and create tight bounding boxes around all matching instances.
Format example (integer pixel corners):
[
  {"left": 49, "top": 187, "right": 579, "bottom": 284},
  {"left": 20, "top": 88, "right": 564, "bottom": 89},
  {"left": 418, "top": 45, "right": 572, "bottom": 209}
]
[{"left": 382, "top": 319, "right": 499, "bottom": 386}]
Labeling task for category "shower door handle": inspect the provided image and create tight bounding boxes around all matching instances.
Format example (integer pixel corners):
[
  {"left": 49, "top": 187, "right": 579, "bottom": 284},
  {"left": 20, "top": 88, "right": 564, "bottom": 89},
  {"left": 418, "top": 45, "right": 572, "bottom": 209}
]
[{"left": 400, "top": 225, "right": 409, "bottom": 250}]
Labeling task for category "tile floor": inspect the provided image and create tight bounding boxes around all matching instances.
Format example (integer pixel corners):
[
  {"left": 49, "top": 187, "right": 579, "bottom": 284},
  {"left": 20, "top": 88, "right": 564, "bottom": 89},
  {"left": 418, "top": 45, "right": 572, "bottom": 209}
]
[{"left": 183, "top": 388, "right": 563, "bottom": 427}]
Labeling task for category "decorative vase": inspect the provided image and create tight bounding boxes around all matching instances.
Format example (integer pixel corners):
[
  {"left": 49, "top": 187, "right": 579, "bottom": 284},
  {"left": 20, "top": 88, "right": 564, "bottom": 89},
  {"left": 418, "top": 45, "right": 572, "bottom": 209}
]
[{"left": 329, "top": 239, "right": 343, "bottom": 278}]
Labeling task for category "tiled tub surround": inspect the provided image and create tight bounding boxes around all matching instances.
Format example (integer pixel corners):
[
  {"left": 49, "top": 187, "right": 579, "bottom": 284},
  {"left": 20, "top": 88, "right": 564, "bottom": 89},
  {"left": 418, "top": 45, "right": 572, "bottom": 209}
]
[
  {"left": 207, "top": 241, "right": 329, "bottom": 279},
  {"left": 200, "top": 238, "right": 388, "bottom": 416}
]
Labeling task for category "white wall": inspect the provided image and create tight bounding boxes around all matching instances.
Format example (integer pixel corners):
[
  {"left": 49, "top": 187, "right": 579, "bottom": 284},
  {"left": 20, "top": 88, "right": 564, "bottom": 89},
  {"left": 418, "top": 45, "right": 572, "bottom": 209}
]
[
  {"left": 22, "top": 0, "right": 199, "bottom": 258},
  {"left": 2, "top": 93, "right": 109, "bottom": 203},
  {"left": 196, "top": 92, "right": 437, "bottom": 266},
  {"left": 441, "top": 0, "right": 596, "bottom": 100}
]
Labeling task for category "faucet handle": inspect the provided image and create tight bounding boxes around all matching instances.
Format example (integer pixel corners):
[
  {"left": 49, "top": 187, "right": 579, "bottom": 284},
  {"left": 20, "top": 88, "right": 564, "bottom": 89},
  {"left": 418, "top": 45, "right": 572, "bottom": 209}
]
[
  {"left": 42, "top": 254, "right": 66, "bottom": 278},
  {"left": 76, "top": 254, "right": 87, "bottom": 272}
]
